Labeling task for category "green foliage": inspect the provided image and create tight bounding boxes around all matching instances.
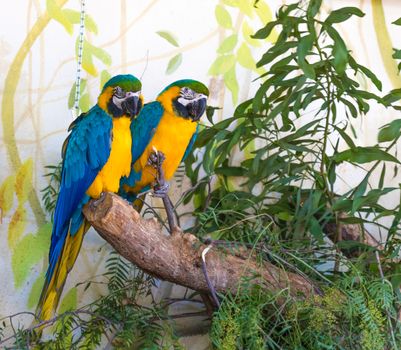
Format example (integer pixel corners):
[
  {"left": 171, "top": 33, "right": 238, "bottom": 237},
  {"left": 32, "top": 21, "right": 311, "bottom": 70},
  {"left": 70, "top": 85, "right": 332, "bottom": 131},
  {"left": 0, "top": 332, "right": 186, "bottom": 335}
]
[
  {"left": 41, "top": 163, "right": 62, "bottom": 220},
  {"left": 156, "top": 31, "right": 179, "bottom": 47},
  {"left": 186, "top": 0, "right": 401, "bottom": 253},
  {"left": 0, "top": 174, "right": 16, "bottom": 219},
  {"left": 1, "top": 251, "right": 184, "bottom": 349},
  {"left": 156, "top": 30, "right": 184, "bottom": 75},
  {"left": 11, "top": 223, "right": 51, "bottom": 288},
  {"left": 166, "top": 53, "right": 183, "bottom": 75},
  {"left": 184, "top": 1, "right": 401, "bottom": 348},
  {"left": 209, "top": 0, "right": 275, "bottom": 105}
]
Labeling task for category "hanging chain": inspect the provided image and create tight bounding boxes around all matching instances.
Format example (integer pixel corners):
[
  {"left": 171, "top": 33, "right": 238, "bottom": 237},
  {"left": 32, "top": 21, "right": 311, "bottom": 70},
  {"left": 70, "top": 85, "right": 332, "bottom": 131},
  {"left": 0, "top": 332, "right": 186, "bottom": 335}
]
[{"left": 72, "top": 0, "right": 86, "bottom": 119}]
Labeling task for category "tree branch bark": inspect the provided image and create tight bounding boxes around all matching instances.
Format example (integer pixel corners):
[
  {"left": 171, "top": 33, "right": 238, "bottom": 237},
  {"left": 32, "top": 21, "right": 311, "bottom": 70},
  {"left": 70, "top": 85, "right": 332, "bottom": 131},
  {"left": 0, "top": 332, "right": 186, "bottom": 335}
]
[{"left": 83, "top": 193, "right": 317, "bottom": 300}]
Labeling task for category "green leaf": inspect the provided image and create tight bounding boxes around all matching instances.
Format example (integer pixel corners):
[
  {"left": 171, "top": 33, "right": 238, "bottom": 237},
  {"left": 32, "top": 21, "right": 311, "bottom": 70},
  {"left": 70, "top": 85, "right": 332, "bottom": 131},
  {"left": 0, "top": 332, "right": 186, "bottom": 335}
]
[
  {"left": 215, "top": 5, "right": 233, "bottom": 29},
  {"left": 237, "top": 1, "right": 253, "bottom": 18},
  {"left": 208, "top": 54, "right": 236, "bottom": 75},
  {"left": 256, "top": 41, "right": 298, "bottom": 67},
  {"left": 222, "top": 0, "right": 239, "bottom": 7},
  {"left": 215, "top": 166, "right": 247, "bottom": 176},
  {"left": 393, "top": 49, "right": 401, "bottom": 59},
  {"left": 0, "top": 175, "right": 16, "bottom": 217},
  {"left": 383, "top": 88, "right": 401, "bottom": 105},
  {"left": 47, "top": 0, "right": 73, "bottom": 35},
  {"left": 79, "top": 93, "right": 90, "bottom": 112},
  {"left": 357, "top": 64, "right": 382, "bottom": 91},
  {"left": 393, "top": 17, "right": 401, "bottom": 25},
  {"left": 332, "top": 124, "right": 356, "bottom": 148},
  {"left": 352, "top": 188, "right": 396, "bottom": 213},
  {"left": 340, "top": 97, "right": 358, "bottom": 118},
  {"left": 353, "top": 176, "right": 368, "bottom": 200},
  {"left": 15, "top": 159, "right": 33, "bottom": 204},
  {"left": 224, "top": 65, "right": 239, "bottom": 104},
  {"left": 378, "top": 164, "right": 386, "bottom": 189},
  {"left": 156, "top": 31, "right": 179, "bottom": 47},
  {"left": 378, "top": 119, "right": 401, "bottom": 142},
  {"left": 58, "top": 287, "right": 77, "bottom": 313},
  {"left": 62, "top": 10, "right": 98, "bottom": 34},
  {"left": 8, "top": 205, "right": 27, "bottom": 249},
  {"left": 297, "top": 34, "right": 315, "bottom": 79},
  {"left": 332, "top": 198, "right": 353, "bottom": 212},
  {"left": 325, "top": 7, "right": 364, "bottom": 24},
  {"left": 307, "top": 0, "right": 322, "bottom": 18},
  {"left": 333, "top": 146, "right": 400, "bottom": 164},
  {"left": 166, "top": 53, "right": 182, "bottom": 75},
  {"left": 12, "top": 223, "right": 51, "bottom": 288},
  {"left": 325, "top": 26, "right": 348, "bottom": 74},
  {"left": 309, "top": 217, "right": 323, "bottom": 241},
  {"left": 27, "top": 273, "right": 45, "bottom": 309},
  {"left": 255, "top": 1, "right": 275, "bottom": 32},
  {"left": 77, "top": 39, "right": 112, "bottom": 76},
  {"left": 100, "top": 70, "right": 111, "bottom": 89},
  {"left": 68, "top": 79, "right": 87, "bottom": 109},
  {"left": 242, "top": 21, "right": 261, "bottom": 47},
  {"left": 90, "top": 43, "right": 112, "bottom": 66},
  {"left": 217, "top": 34, "right": 238, "bottom": 54},
  {"left": 252, "top": 20, "right": 277, "bottom": 39},
  {"left": 237, "top": 43, "right": 255, "bottom": 70},
  {"left": 206, "top": 106, "right": 221, "bottom": 124},
  {"left": 276, "top": 211, "right": 294, "bottom": 222}
]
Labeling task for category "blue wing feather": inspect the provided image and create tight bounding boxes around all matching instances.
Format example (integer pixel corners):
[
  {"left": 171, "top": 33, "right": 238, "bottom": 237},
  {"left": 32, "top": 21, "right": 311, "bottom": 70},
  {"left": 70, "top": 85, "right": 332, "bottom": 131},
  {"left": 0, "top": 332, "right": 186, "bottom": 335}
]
[
  {"left": 131, "top": 101, "right": 164, "bottom": 163},
  {"left": 48, "top": 105, "right": 112, "bottom": 278},
  {"left": 181, "top": 123, "right": 199, "bottom": 162}
]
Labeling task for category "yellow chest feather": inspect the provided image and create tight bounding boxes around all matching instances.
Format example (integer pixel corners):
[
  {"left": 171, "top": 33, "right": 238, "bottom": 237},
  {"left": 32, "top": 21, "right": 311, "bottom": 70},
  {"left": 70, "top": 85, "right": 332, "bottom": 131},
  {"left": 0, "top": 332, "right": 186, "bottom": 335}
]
[
  {"left": 133, "top": 112, "right": 197, "bottom": 190},
  {"left": 86, "top": 117, "right": 132, "bottom": 198}
]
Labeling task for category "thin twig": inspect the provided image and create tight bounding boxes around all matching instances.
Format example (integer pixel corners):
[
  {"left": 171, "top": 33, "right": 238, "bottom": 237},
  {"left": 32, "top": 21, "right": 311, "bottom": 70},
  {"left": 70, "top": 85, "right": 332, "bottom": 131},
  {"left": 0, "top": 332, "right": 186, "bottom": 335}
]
[{"left": 201, "top": 245, "right": 220, "bottom": 308}]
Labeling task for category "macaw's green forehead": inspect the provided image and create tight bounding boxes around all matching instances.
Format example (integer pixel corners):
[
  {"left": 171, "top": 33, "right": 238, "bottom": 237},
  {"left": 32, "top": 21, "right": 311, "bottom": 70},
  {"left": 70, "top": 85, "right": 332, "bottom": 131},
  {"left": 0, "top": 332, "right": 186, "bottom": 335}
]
[
  {"left": 160, "top": 79, "right": 209, "bottom": 96},
  {"left": 102, "top": 74, "right": 141, "bottom": 92}
]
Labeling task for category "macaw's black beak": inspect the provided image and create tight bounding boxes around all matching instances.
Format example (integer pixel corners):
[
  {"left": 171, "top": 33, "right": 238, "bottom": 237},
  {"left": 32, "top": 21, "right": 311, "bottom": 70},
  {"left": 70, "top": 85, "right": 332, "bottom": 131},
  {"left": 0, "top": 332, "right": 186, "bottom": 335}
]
[
  {"left": 189, "top": 97, "right": 207, "bottom": 122},
  {"left": 122, "top": 95, "right": 141, "bottom": 117}
]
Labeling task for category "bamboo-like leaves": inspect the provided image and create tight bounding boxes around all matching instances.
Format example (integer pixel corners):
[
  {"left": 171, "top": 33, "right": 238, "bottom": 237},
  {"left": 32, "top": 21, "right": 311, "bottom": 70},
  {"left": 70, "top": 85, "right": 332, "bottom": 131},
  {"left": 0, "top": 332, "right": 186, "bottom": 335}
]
[
  {"left": 333, "top": 147, "right": 399, "bottom": 164},
  {"left": 324, "top": 7, "right": 364, "bottom": 24},
  {"left": 378, "top": 119, "right": 401, "bottom": 142}
]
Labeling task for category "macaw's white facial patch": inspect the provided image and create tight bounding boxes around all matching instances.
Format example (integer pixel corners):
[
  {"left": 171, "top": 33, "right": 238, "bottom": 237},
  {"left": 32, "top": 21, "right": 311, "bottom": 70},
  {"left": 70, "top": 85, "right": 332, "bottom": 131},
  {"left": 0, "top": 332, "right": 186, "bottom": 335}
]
[
  {"left": 112, "top": 95, "right": 124, "bottom": 109},
  {"left": 112, "top": 91, "right": 141, "bottom": 110},
  {"left": 178, "top": 87, "right": 208, "bottom": 106}
]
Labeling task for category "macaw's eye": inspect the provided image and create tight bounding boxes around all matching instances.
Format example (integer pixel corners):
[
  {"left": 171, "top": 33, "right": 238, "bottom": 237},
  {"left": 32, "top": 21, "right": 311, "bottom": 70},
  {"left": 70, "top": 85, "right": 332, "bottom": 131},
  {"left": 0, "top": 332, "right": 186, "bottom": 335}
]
[{"left": 114, "top": 86, "right": 125, "bottom": 98}]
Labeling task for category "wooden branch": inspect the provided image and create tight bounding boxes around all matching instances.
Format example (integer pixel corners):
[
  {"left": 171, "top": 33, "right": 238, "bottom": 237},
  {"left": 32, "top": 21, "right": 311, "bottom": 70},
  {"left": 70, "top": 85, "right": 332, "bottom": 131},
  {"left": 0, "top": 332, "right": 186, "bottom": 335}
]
[{"left": 83, "top": 193, "right": 317, "bottom": 300}]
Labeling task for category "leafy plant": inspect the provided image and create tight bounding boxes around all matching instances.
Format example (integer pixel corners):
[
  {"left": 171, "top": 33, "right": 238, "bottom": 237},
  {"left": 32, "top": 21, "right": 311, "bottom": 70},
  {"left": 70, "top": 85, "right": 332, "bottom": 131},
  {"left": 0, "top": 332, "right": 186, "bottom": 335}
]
[
  {"left": 0, "top": 251, "right": 185, "bottom": 349},
  {"left": 184, "top": 0, "right": 401, "bottom": 348}
]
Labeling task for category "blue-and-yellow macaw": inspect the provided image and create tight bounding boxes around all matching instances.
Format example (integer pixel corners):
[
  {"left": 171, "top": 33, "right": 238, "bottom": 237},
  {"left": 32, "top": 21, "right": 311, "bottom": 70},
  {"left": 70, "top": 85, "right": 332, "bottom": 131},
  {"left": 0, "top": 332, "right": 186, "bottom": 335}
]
[
  {"left": 120, "top": 79, "right": 208, "bottom": 206},
  {"left": 36, "top": 74, "right": 143, "bottom": 321}
]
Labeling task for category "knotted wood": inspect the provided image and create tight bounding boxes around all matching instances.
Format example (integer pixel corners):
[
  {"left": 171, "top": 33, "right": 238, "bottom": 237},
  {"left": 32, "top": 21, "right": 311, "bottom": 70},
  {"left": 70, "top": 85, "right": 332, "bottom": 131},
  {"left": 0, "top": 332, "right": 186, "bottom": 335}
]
[{"left": 83, "top": 192, "right": 317, "bottom": 299}]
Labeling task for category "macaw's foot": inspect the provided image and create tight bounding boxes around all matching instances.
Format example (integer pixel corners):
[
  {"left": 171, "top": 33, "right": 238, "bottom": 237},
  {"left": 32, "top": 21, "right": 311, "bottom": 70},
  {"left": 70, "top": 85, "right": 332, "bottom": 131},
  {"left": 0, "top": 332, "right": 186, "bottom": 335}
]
[
  {"left": 147, "top": 150, "right": 166, "bottom": 170},
  {"left": 147, "top": 150, "right": 177, "bottom": 234},
  {"left": 90, "top": 192, "right": 106, "bottom": 210}
]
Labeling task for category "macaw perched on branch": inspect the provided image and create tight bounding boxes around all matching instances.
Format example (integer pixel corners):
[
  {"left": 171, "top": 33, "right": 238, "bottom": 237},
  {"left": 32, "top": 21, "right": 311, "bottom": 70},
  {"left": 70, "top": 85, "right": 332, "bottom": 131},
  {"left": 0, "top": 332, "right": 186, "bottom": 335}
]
[
  {"left": 119, "top": 79, "right": 209, "bottom": 227},
  {"left": 36, "top": 74, "right": 143, "bottom": 321}
]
